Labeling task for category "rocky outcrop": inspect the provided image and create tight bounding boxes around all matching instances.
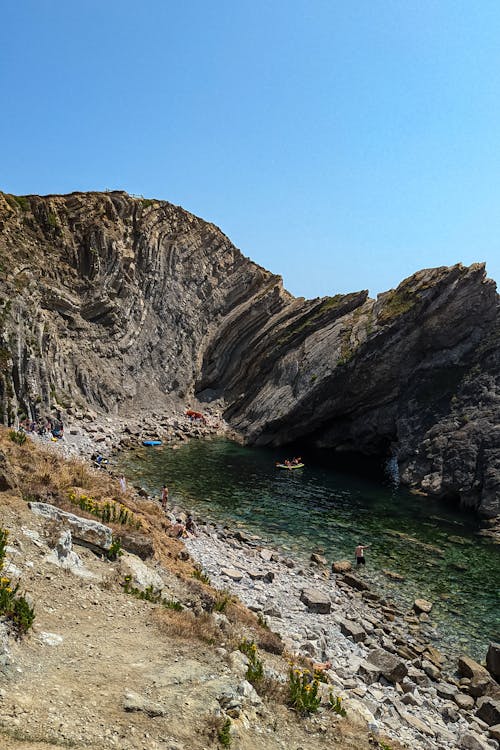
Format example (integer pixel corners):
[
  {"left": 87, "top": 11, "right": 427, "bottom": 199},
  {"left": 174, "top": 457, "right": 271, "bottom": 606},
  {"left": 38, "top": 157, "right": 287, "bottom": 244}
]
[{"left": 1, "top": 191, "right": 499, "bottom": 520}]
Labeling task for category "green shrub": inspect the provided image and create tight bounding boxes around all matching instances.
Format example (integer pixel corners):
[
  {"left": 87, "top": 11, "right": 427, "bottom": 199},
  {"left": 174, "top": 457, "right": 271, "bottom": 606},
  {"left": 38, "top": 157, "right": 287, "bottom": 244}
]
[
  {"left": 192, "top": 567, "right": 210, "bottom": 585},
  {"left": 213, "top": 589, "right": 233, "bottom": 613},
  {"left": 288, "top": 666, "right": 321, "bottom": 714},
  {"left": 218, "top": 717, "right": 231, "bottom": 747},
  {"left": 122, "top": 576, "right": 183, "bottom": 611},
  {"left": 8, "top": 430, "right": 26, "bottom": 446},
  {"left": 106, "top": 537, "right": 123, "bottom": 561},
  {"left": 328, "top": 691, "right": 347, "bottom": 716},
  {"left": 0, "top": 528, "right": 8, "bottom": 569},
  {"left": 239, "top": 638, "right": 264, "bottom": 686},
  {"left": 0, "top": 528, "right": 35, "bottom": 636}
]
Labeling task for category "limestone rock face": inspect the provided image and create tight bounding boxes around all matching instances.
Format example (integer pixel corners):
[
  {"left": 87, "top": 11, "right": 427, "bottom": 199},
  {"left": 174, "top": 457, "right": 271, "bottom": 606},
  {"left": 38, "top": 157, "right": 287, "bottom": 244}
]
[
  {"left": 1, "top": 191, "right": 499, "bottom": 522},
  {"left": 28, "top": 501, "right": 112, "bottom": 551}
]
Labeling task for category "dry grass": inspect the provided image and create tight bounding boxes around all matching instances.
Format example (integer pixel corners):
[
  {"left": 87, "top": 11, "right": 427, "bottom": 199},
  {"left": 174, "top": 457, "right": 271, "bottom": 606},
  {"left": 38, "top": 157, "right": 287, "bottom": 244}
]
[{"left": 151, "top": 608, "right": 224, "bottom": 645}]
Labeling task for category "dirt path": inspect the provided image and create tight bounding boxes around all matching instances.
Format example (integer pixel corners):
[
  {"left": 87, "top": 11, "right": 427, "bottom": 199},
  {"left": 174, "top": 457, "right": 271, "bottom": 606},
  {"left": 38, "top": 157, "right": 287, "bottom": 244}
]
[{"left": 0, "top": 498, "right": 394, "bottom": 750}]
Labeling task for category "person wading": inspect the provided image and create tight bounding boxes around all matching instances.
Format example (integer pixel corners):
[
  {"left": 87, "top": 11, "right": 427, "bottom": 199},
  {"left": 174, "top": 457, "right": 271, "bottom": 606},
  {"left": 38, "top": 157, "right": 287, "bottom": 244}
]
[{"left": 355, "top": 542, "right": 370, "bottom": 567}]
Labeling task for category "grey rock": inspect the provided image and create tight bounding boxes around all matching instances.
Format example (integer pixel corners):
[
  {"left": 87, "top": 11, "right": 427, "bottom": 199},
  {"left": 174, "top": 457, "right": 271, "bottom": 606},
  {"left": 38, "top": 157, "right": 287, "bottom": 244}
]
[
  {"left": 357, "top": 660, "right": 381, "bottom": 685},
  {"left": 459, "top": 731, "right": 492, "bottom": 750},
  {"left": 455, "top": 692, "right": 476, "bottom": 710},
  {"left": 331, "top": 560, "right": 352, "bottom": 573},
  {"left": 118, "top": 553, "right": 165, "bottom": 593},
  {"left": 436, "top": 682, "right": 458, "bottom": 700},
  {"left": 341, "top": 573, "right": 370, "bottom": 591},
  {"left": 29, "top": 502, "right": 112, "bottom": 551},
  {"left": 413, "top": 599, "right": 433, "bottom": 614},
  {"left": 123, "top": 691, "right": 167, "bottom": 717},
  {"left": 339, "top": 619, "right": 366, "bottom": 643},
  {"left": 221, "top": 567, "right": 243, "bottom": 581},
  {"left": 476, "top": 696, "right": 500, "bottom": 726},
  {"left": 299, "top": 588, "right": 331, "bottom": 614},
  {"left": 366, "top": 648, "right": 408, "bottom": 684},
  {"left": 486, "top": 643, "right": 500, "bottom": 682}
]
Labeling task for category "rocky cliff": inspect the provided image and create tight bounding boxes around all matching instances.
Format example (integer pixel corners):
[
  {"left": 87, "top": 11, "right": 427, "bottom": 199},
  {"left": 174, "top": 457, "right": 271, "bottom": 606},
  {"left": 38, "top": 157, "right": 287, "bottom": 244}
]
[{"left": 0, "top": 190, "right": 498, "bottom": 519}]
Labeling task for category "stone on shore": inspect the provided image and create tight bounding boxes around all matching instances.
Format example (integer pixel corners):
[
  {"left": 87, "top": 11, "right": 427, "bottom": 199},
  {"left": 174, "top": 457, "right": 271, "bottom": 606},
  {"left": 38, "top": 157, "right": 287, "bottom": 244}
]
[
  {"left": 357, "top": 660, "right": 381, "bottom": 685},
  {"left": 332, "top": 560, "right": 352, "bottom": 573},
  {"left": 459, "top": 730, "right": 492, "bottom": 750},
  {"left": 454, "top": 692, "right": 475, "bottom": 710},
  {"left": 340, "top": 619, "right": 367, "bottom": 643},
  {"left": 310, "top": 552, "right": 327, "bottom": 565},
  {"left": 459, "top": 654, "right": 490, "bottom": 681},
  {"left": 299, "top": 588, "right": 331, "bottom": 614},
  {"left": 341, "top": 573, "right": 369, "bottom": 591},
  {"left": 486, "top": 642, "right": 500, "bottom": 682},
  {"left": 413, "top": 598, "right": 433, "bottom": 614},
  {"left": 366, "top": 648, "right": 408, "bottom": 684},
  {"left": 476, "top": 695, "right": 500, "bottom": 726},
  {"left": 221, "top": 567, "right": 244, "bottom": 581},
  {"left": 29, "top": 501, "right": 112, "bottom": 551}
]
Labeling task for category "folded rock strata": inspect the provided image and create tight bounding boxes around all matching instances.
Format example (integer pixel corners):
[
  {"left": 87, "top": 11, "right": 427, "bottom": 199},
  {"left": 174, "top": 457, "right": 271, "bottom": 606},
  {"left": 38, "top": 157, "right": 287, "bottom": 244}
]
[{"left": 0, "top": 190, "right": 498, "bottom": 521}]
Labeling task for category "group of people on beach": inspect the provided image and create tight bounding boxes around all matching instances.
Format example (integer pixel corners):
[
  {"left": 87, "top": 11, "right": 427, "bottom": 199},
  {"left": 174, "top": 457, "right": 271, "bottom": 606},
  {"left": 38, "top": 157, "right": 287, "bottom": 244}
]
[{"left": 20, "top": 415, "right": 64, "bottom": 439}]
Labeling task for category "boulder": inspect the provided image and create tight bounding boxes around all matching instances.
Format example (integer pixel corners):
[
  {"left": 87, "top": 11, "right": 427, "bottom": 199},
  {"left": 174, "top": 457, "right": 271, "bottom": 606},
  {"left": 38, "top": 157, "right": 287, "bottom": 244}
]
[
  {"left": 332, "top": 560, "right": 352, "bottom": 573},
  {"left": 468, "top": 675, "right": 495, "bottom": 698},
  {"left": 118, "top": 531, "right": 154, "bottom": 559},
  {"left": 341, "top": 573, "right": 369, "bottom": 591},
  {"left": 459, "top": 731, "right": 492, "bottom": 750},
  {"left": 476, "top": 695, "right": 500, "bottom": 726},
  {"left": 459, "top": 655, "right": 490, "bottom": 681},
  {"left": 401, "top": 711, "right": 435, "bottom": 737},
  {"left": 259, "top": 548, "right": 274, "bottom": 562},
  {"left": 300, "top": 588, "right": 331, "bottom": 614},
  {"left": 489, "top": 725, "right": 500, "bottom": 742},
  {"left": 29, "top": 502, "right": 112, "bottom": 551},
  {"left": 357, "top": 660, "right": 382, "bottom": 685},
  {"left": 413, "top": 599, "right": 433, "bottom": 614},
  {"left": 454, "top": 692, "right": 475, "bottom": 710},
  {"left": 118, "top": 553, "right": 165, "bottom": 593},
  {"left": 436, "top": 682, "right": 458, "bottom": 701},
  {"left": 310, "top": 552, "right": 327, "bottom": 566},
  {"left": 339, "top": 619, "right": 366, "bottom": 643},
  {"left": 221, "top": 567, "right": 243, "bottom": 581},
  {"left": 486, "top": 643, "right": 500, "bottom": 682},
  {"left": 422, "top": 659, "right": 441, "bottom": 681},
  {"left": 366, "top": 649, "right": 408, "bottom": 684}
]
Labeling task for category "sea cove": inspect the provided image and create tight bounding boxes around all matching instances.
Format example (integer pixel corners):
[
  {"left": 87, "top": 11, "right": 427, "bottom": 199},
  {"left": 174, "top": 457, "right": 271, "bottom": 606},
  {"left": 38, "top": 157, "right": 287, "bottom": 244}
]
[{"left": 121, "top": 437, "right": 500, "bottom": 663}]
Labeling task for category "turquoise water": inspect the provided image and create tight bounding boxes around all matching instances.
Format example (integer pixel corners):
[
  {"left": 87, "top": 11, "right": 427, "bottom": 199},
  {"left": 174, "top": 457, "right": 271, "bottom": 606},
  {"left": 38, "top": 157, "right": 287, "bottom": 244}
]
[{"left": 119, "top": 438, "right": 500, "bottom": 662}]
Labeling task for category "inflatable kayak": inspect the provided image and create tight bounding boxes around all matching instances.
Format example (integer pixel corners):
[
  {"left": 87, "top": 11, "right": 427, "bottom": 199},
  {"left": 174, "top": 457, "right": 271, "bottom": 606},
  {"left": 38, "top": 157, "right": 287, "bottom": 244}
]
[
  {"left": 276, "top": 463, "right": 304, "bottom": 470},
  {"left": 142, "top": 440, "right": 162, "bottom": 447}
]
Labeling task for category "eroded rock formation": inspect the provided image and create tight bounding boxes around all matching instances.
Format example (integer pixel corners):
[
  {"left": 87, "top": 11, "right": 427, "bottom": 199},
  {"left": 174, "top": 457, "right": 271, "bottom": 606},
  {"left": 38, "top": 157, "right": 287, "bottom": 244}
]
[{"left": 0, "top": 190, "right": 498, "bottom": 519}]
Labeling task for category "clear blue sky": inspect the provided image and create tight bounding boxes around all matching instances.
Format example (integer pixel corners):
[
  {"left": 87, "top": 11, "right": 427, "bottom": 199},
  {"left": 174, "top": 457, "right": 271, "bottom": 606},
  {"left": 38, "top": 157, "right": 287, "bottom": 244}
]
[{"left": 1, "top": 1, "right": 499, "bottom": 298}]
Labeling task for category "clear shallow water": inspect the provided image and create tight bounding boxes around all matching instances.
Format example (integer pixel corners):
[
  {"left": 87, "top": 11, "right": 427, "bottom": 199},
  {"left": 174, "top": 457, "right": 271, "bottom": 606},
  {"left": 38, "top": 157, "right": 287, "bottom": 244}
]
[{"left": 119, "top": 438, "right": 500, "bottom": 661}]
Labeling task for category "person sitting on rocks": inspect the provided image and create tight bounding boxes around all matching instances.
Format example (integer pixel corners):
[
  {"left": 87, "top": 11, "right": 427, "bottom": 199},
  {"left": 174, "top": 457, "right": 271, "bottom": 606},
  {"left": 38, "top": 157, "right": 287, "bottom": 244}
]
[
  {"left": 172, "top": 519, "right": 187, "bottom": 539},
  {"left": 185, "top": 514, "right": 197, "bottom": 536}
]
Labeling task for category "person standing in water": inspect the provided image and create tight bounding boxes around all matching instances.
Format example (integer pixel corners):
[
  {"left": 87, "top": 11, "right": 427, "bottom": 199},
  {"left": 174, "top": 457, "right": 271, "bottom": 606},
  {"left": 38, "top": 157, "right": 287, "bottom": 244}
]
[
  {"left": 355, "top": 542, "right": 370, "bottom": 566},
  {"left": 161, "top": 484, "right": 169, "bottom": 510}
]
